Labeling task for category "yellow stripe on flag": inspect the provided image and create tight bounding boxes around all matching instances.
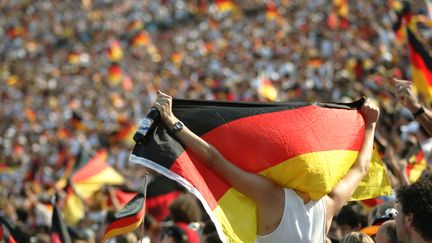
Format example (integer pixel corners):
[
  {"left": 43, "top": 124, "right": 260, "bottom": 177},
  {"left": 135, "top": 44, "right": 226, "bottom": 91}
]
[
  {"left": 103, "top": 220, "right": 143, "bottom": 241},
  {"left": 63, "top": 193, "right": 85, "bottom": 225},
  {"left": 213, "top": 150, "right": 391, "bottom": 242}
]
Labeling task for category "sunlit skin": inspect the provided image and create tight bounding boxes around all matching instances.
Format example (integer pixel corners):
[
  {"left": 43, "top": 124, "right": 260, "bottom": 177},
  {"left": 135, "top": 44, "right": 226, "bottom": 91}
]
[
  {"left": 375, "top": 220, "right": 396, "bottom": 243},
  {"left": 394, "top": 203, "right": 412, "bottom": 243}
]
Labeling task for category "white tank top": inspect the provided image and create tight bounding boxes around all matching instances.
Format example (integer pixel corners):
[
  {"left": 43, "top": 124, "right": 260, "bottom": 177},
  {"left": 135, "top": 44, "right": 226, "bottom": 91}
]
[{"left": 255, "top": 188, "right": 326, "bottom": 243}]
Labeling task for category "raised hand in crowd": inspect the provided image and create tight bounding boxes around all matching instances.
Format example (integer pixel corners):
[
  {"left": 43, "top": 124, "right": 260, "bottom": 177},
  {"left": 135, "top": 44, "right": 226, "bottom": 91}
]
[{"left": 394, "top": 78, "right": 432, "bottom": 136}]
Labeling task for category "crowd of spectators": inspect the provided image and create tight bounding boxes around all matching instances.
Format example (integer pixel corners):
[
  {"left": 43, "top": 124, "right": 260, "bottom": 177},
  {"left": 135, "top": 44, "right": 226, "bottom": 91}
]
[{"left": 1, "top": 0, "right": 432, "bottom": 242}]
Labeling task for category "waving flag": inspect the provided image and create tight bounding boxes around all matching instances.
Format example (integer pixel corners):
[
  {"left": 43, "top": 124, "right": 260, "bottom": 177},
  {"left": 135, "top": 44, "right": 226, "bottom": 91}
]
[
  {"left": 51, "top": 204, "right": 72, "bottom": 243},
  {"left": 405, "top": 142, "right": 427, "bottom": 182},
  {"left": 63, "top": 149, "right": 125, "bottom": 225},
  {"left": 130, "top": 98, "right": 391, "bottom": 243},
  {"left": 103, "top": 175, "right": 148, "bottom": 241},
  {"left": 407, "top": 26, "right": 432, "bottom": 101}
]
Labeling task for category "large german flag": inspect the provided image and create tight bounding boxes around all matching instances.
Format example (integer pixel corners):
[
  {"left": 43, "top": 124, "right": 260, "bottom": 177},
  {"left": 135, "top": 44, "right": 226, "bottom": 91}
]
[
  {"left": 407, "top": 26, "right": 432, "bottom": 100},
  {"left": 103, "top": 175, "right": 148, "bottom": 241},
  {"left": 130, "top": 98, "right": 391, "bottom": 242}
]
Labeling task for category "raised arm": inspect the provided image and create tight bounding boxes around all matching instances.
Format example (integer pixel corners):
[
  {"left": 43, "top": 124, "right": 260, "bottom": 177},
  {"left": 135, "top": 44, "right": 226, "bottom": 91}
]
[
  {"left": 394, "top": 78, "right": 432, "bottom": 136},
  {"left": 324, "top": 99, "right": 379, "bottom": 231},
  {"left": 153, "top": 91, "right": 285, "bottom": 234}
]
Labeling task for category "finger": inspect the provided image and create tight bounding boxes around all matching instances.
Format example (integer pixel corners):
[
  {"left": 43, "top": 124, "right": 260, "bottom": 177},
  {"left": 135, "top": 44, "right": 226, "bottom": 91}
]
[
  {"left": 393, "top": 78, "right": 410, "bottom": 85},
  {"left": 153, "top": 102, "right": 163, "bottom": 111},
  {"left": 158, "top": 91, "right": 171, "bottom": 99}
]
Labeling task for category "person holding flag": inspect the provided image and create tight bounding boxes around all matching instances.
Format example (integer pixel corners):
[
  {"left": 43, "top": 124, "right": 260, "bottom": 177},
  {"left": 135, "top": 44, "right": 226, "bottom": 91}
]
[{"left": 153, "top": 90, "right": 379, "bottom": 243}]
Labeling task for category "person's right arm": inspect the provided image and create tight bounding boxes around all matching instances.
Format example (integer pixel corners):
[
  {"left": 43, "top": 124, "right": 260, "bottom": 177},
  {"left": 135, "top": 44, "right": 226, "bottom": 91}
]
[
  {"left": 394, "top": 78, "right": 432, "bottom": 136},
  {"left": 324, "top": 100, "right": 379, "bottom": 232}
]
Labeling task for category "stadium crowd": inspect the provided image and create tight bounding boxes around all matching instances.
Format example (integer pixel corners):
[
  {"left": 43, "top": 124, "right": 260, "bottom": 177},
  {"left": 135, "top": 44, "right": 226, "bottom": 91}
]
[{"left": 1, "top": 0, "right": 432, "bottom": 242}]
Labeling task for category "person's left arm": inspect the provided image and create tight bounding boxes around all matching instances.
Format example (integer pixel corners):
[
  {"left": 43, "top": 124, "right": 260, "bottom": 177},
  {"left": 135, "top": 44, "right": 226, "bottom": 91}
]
[{"left": 324, "top": 100, "right": 379, "bottom": 232}]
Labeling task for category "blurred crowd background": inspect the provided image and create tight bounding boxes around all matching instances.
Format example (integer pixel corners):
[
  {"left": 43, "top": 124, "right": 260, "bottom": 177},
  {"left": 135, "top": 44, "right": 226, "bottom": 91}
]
[{"left": 1, "top": 0, "right": 432, "bottom": 242}]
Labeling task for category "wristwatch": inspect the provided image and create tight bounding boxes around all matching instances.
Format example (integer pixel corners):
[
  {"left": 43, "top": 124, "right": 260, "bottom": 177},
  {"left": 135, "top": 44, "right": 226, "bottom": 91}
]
[{"left": 170, "top": 121, "right": 184, "bottom": 133}]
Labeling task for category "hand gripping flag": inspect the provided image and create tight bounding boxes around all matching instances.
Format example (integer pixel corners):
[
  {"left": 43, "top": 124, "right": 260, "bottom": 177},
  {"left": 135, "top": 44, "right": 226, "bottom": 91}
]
[
  {"left": 103, "top": 174, "right": 148, "bottom": 241},
  {"left": 130, "top": 98, "right": 391, "bottom": 243}
]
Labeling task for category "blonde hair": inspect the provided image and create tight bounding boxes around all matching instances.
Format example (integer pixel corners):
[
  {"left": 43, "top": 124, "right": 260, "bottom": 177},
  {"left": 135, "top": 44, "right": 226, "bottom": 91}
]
[{"left": 340, "top": 232, "right": 374, "bottom": 243}]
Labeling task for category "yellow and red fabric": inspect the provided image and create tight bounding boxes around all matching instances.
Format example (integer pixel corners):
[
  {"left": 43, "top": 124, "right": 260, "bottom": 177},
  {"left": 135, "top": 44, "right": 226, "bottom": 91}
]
[
  {"left": 130, "top": 98, "right": 391, "bottom": 243},
  {"left": 63, "top": 149, "right": 125, "bottom": 225},
  {"left": 215, "top": 0, "right": 236, "bottom": 13},
  {"left": 103, "top": 176, "right": 148, "bottom": 241},
  {"left": 407, "top": 25, "right": 432, "bottom": 101},
  {"left": 107, "top": 40, "right": 123, "bottom": 62},
  {"left": 108, "top": 64, "right": 123, "bottom": 86},
  {"left": 265, "top": 1, "right": 281, "bottom": 21},
  {"left": 0, "top": 164, "right": 15, "bottom": 174},
  {"left": 405, "top": 144, "right": 427, "bottom": 182}
]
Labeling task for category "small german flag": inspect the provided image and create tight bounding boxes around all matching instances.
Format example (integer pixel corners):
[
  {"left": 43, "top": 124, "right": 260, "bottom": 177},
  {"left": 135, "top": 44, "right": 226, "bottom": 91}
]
[
  {"left": 51, "top": 204, "right": 72, "bottom": 243},
  {"left": 108, "top": 63, "right": 123, "bottom": 85},
  {"left": 107, "top": 40, "right": 123, "bottom": 62},
  {"left": 215, "top": 0, "right": 236, "bottom": 13},
  {"left": 130, "top": 98, "right": 391, "bottom": 242},
  {"left": 265, "top": 1, "right": 280, "bottom": 21},
  {"left": 103, "top": 174, "right": 148, "bottom": 241},
  {"left": 405, "top": 143, "right": 427, "bottom": 182},
  {"left": 407, "top": 26, "right": 432, "bottom": 101},
  {"left": 131, "top": 32, "right": 151, "bottom": 48},
  {"left": 62, "top": 149, "right": 125, "bottom": 225},
  {"left": 0, "top": 164, "right": 15, "bottom": 174}
]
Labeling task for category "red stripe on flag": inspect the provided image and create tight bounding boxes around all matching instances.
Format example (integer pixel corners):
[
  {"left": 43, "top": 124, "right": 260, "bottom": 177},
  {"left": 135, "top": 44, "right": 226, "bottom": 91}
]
[
  {"left": 409, "top": 44, "right": 432, "bottom": 86},
  {"left": 71, "top": 150, "right": 109, "bottom": 182},
  {"left": 170, "top": 105, "right": 364, "bottom": 208},
  {"left": 104, "top": 205, "right": 145, "bottom": 234}
]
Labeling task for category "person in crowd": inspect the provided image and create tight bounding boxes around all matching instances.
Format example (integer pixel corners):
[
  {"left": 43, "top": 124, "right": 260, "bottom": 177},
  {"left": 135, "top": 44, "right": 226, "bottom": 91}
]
[
  {"left": 340, "top": 231, "right": 374, "bottom": 243},
  {"left": 375, "top": 220, "right": 398, "bottom": 243},
  {"left": 394, "top": 178, "right": 432, "bottom": 243},
  {"left": 335, "top": 202, "right": 368, "bottom": 237},
  {"left": 160, "top": 225, "right": 189, "bottom": 243},
  {"left": 394, "top": 78, "right": 432, "bottom": 136},
  {"left": 153, "top": 90, "right": 379, "bottom": 242}
]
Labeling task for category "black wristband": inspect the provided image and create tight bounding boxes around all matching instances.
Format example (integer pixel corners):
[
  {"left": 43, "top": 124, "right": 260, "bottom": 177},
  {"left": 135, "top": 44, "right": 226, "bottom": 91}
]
[{"left": 413, "top": 106, "right": 425, "bottom": 118}]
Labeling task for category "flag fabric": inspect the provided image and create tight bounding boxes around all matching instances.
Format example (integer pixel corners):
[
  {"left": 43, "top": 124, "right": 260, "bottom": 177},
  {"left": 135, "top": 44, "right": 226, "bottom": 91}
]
[
  {"left": 108, "top": 64, "right": 123, "bottom": 86},
  {"left": 0, "top": 215, "right": 19, "bottom": 243},
  {"left": 391, "top": 1, "right": 411, "bottom": 43},
  {"left": 265, "top": 1, "right": 281, "bottom": 21},
  {"left": 146, "top": 175, "right": 182, "bottom": 222},
  {"left": 51, "top": 204, "right": 72, "bottom": 243},
  {"left": 334, "top": 0, "right": 349, "bottom": 17},
  {"left": 105, "top": 187, "right": 138, "bottom": 209},
  {"left": 407, "top": 26, "right": 432, "bottom": 101},
  {"left": 107, "top": 40, "right": 123, "bottom": 62},
  {"left": 130, "top": 98, "right": 392, "bottom": 243},
  {"left": 63, "top": 149, "right": 125, "bottom": 225},
  {"left": 215, "top": 0, "right": 236, "bottom": 13},
  {"left": 404, "top": 142, "right": 427, "bottom": 182},
  {"left": 0, "top": 164, "right": 15, "bottom": 174},
  {"left": 103, "top": 175, "right": 148, "bottom": 241},
  {"left": 257, "top": 76, "right": 278, "bottom": 101}
]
